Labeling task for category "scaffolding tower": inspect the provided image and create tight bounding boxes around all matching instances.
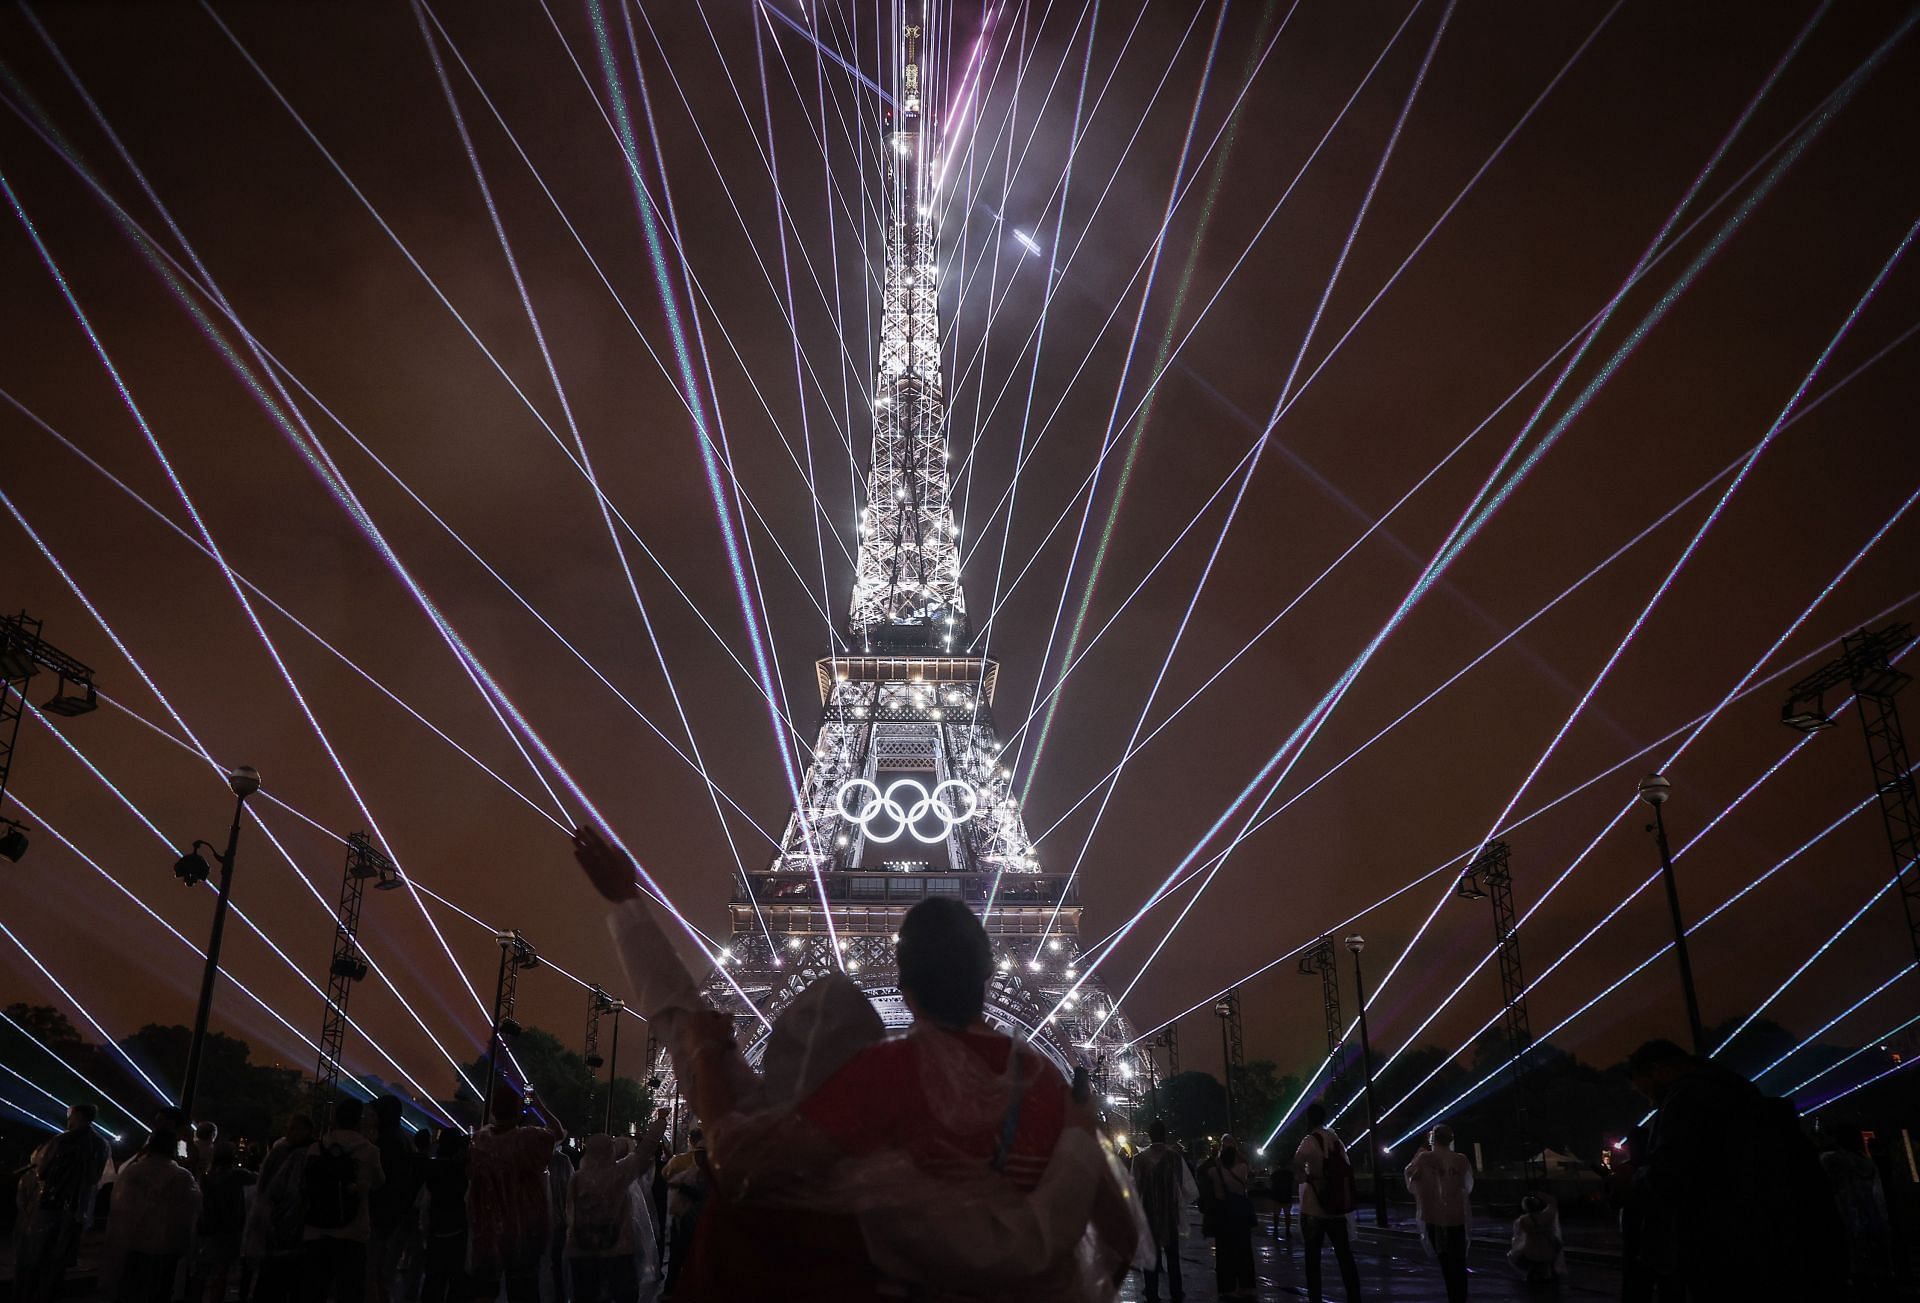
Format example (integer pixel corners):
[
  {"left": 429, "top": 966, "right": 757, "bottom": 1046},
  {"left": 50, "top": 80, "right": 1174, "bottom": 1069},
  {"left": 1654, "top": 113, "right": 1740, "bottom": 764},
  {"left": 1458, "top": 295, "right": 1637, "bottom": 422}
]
[
  {"left": 313, "top": 832, "right": 398, "bottom": 1124},
  {"left": 1456, "top": 839, "right": 1539, "bottom": 1180},
  {"left": 1782, "top": 623, "right": 1920, "bottom": 963},
  {"left": 1299, "top": 935, "right": 1342, "bottom": 1058}
]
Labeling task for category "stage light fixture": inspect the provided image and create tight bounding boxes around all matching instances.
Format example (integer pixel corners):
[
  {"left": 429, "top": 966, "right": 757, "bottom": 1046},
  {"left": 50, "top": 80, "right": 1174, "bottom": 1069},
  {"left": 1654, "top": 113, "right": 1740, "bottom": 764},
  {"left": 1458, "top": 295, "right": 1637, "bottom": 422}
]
[
  {"left": 0, "top": 823, "right": 27, "bottom": 864},
  {"left": 41, "top": 678, "right": 97, "bottom": 717}
]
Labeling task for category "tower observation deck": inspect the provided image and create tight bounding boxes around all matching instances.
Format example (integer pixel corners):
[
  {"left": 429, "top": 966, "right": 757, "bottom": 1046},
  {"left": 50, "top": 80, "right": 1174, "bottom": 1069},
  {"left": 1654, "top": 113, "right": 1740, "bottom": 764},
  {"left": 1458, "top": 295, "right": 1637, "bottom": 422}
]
[{"left": 699, "top": 3, "right": 1142, "bottom": 1096}]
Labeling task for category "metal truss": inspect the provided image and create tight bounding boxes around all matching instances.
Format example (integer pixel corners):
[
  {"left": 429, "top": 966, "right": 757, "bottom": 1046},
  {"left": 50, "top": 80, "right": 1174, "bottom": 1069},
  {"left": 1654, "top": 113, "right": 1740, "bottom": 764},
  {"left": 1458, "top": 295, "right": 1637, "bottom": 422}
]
[
  {"left": 696, "top": 0, "right": 1143, "bottom": 1119},
  {"left": 313, "top": 831, "right": 396, "bottom": 1123},
  {"left": 0, "top": 611, "right": 98, "bottom": 841},
  {"left": 1783, "top": 624, "right": 1920, "bottom": 963},
  {"left": 1299, "top": 935, "right": 1342, "bottom": 1058},
  {"left": 1457, "top": 839, "right": 1539, "bottom": 1179},
  {"left": 848, "top": 18, "right": 966, "bottom": 649}
]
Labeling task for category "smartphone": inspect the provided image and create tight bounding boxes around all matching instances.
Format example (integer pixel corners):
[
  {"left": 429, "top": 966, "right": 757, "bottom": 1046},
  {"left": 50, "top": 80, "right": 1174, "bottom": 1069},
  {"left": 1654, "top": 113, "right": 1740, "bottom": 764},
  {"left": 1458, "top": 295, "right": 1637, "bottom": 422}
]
[{"left": 1071, "top": 1065, "right": 1090, "bottom": 1103}]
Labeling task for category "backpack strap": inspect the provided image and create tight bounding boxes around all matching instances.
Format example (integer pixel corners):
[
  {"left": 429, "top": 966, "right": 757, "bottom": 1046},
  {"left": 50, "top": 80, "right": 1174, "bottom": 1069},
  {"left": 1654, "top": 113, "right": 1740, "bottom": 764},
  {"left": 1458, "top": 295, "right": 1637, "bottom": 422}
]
[{"left": 989, "top": 1043, "right": 1025, "bottom": 1175}]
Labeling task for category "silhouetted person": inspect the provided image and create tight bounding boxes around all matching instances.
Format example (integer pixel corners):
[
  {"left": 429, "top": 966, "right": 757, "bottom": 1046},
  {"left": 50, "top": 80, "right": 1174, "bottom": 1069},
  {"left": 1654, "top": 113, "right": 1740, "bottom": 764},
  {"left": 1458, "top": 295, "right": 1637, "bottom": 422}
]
[
  {"left": 1626, "top": 1038, "right": 1839, "bottom": 1300},
  {"left": 659, "top": 1129, "right": 708, "bottom": 1298},
  {"left": 14, "top": 1102, "right": 111, "bottom": 1303},
  {"left": 368, "top": 1096, "right": 423, "bottom": 1303},
  {"left": 567, "top": 1112, "right": 666, "bottom": 1303},
  {"left": 105, "top": 1129, "right": 200, "bottom": 1303},
  {"left": 1405, "top": 1124, "right": 1472, "bottom": 1302},
  {"left": 418, "top": 1130, "right": 469, "bottom": 1303},
  {"left": 1506, "top": 1192, "right": 1564, "bottom": 1285},
  {"left": 301, "top": 1096, "right": 385, "bottom": 1303},
  {"left": 189, "top": 1141, "right": 255, "bottom": 1303},
  {"left": 466, "top": 1084, "right": 564, "bottom": 1303},
  {"left": 1820, "top": 1129, "right": 1891, "bottom": 1297},
  {"left": 1208, "top": 1136, "right": 1256, "bottom": 1299},
  {"left": 247, "top": 1115, "right": 316, "bottom": 1303},
  {"left": 1292, "top": 1102, "right": 1360, "bottom": 1302},
  {"left": 1129, "top": 1119, "right": 1197, "bottom": 1301}
]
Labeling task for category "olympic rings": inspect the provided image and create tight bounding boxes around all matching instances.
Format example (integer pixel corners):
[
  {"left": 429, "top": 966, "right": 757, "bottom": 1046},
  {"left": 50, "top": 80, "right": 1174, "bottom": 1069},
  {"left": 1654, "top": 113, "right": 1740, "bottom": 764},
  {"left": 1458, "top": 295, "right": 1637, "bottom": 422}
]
[{"left": 835, "top": 777, "right": 980, "bottom": 844}]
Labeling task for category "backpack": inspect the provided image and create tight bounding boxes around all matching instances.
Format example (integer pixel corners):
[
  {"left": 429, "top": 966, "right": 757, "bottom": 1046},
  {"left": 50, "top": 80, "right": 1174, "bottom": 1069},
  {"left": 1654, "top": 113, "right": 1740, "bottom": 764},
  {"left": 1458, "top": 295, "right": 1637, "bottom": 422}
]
[
  {"left": 1309, "top": 1131, "right": 1356, "bottom": 1217},
  {"left": 302, "top": 1142, "right": 360, "bottom": 1231},
  {"left": 571, "top": 1180, "right": 625, "bottom": 1254}
]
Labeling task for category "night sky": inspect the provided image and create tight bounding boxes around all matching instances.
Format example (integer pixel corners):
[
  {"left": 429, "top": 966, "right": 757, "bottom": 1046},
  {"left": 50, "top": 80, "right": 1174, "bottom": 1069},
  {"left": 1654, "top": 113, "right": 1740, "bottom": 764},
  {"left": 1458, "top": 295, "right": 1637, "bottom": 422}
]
[{"left": 2, "top": 0, "right": 1918, "bottom": 1131}]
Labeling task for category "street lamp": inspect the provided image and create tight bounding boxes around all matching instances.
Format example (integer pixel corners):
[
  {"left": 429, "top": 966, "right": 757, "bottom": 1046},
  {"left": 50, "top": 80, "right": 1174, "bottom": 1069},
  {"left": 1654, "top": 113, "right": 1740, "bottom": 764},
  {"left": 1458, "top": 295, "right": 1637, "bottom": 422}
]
[
  {"left": 1637, "top": 773, "right": 1705, "bottom": 1053},
  {"left": 176, "top": 764, "right": 260, "bottom": 1119},
  {"left": 603, "top": 999, "right": 625, "bottom": 1135},
  {"left": 1345, "top": 934, "right": 1389, "bottom": 1227},
  {"left": 1215, "top": 996, "right": 1238, "bottom": 1137}
]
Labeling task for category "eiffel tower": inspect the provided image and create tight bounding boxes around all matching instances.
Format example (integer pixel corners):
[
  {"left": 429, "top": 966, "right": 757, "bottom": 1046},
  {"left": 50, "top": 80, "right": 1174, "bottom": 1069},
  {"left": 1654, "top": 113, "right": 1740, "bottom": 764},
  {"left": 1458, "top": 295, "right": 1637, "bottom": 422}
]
[{"left": 700, "top": 4, "right": 1143, "bottom": 1100}]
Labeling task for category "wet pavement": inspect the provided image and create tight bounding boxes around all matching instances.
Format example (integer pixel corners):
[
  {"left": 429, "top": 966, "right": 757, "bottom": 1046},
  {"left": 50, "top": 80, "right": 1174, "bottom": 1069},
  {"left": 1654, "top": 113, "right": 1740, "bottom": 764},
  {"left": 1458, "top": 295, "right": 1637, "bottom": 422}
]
[{"left": 1115, "top": 1217, "right": 1621, "bottom": 1301}]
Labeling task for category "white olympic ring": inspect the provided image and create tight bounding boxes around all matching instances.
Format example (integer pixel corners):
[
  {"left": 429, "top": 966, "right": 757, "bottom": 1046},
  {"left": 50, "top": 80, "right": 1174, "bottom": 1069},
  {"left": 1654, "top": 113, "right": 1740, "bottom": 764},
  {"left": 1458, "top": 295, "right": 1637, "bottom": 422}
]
[{"left": 835, "top": 777, "right": 979, "bottom": 844}]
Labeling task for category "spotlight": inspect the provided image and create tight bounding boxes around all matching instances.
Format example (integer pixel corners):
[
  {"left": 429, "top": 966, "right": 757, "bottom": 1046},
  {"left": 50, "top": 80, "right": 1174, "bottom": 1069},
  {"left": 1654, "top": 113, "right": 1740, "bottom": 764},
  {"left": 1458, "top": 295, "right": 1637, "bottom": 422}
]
[
  {"left": 174, "top": 841, "right": 215, "bottom": 886},
  {"left": 41, "top": 679, "right": 97, "bottom": 717},
  {"left": 1780, "top": 705, "right": 1833, "bottom": 733},
  {"left": 498, "top": 1016, "right": 523, "bottom": 1039},
  {"left": 1857, "top": 665, "right": 1911, "bottom": 698},
  {"left": 585, "top": 1053, "right": 606, "bottom": 1070},
  {"left": 0, "top": 822, "right": 27, "bottom": 864},
  {"left": 646, "top": 1075, "right": 662, "bottom": 1090},
  {"left": 330, "top": 954, "right": 369, "bottom": 982}
]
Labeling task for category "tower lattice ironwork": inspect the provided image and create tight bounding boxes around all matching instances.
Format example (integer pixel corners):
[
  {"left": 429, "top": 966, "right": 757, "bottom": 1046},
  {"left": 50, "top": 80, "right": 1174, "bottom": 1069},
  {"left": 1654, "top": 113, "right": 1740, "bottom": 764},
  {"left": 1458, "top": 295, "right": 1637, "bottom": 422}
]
[
  {"left": 704, "top": 1, "right": 1139, "bottom": 1094},
  {"left": 1299, "top": 934, "right": 1342, "bottom": 1059},
  {"left": 1457, "top": 839, "right": 1540, "bottom": 1179},
  {"left": 0, "top": 611, "right": 99, "bottom": 853},
  {"left": 313, "top": 831, "right": 397, "bottom": 1123},
  {"left": 1782, "top": 623, "right": 1920, "bottom": 963}
]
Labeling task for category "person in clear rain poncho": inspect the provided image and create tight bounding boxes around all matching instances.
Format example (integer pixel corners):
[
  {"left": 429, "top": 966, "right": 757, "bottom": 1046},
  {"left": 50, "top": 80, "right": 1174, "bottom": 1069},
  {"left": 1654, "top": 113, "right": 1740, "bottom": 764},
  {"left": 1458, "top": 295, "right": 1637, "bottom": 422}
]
[{"left": 571, "top": 827, "right": 1142, "bottom": 1303}]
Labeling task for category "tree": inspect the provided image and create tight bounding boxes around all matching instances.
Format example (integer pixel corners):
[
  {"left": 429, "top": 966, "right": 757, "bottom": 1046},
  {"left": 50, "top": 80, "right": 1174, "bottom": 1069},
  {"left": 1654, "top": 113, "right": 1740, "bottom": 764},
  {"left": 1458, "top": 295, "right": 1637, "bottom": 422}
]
[
  {"left": 117, "top": 1025, "right": 305, "bottom": 1141},
  {"left": 1228, "top": 1060, "right": 1300, "bottom": 1146},
  {"left": 1156, "top": 1071, "right": 1227, "bottom": 1148},
  {"left": 0, "top": 1004, "right": 102, "bottom": 1117},
  {"left": 455, "top": 1026, "right": 653, "bottom": 1136}
]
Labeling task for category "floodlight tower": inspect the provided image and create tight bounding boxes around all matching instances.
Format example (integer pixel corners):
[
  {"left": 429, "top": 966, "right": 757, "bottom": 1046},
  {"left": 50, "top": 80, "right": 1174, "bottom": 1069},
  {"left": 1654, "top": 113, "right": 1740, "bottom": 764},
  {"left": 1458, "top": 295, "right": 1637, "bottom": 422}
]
[
  {"left": 1455, "top": 840, "right": 1540, "bottom": 1182},
  {"left": 1298, "top": 935, "right": 1342, "bottom": 1058},
  {"left": 313, "top": 832, "right": 400, "bottom": 1125},
  {"left": 583, "top": 985, "right": 618, "bottom": 1132},
  {"left": 483, "top": 931, "right": 538, "bottom": 1113},
  {"left": 0, "top": 611, "right": 100, "bottom": 862},
  {"left": 1781, "top": 623, "right": 1920, "bottom": 963}
]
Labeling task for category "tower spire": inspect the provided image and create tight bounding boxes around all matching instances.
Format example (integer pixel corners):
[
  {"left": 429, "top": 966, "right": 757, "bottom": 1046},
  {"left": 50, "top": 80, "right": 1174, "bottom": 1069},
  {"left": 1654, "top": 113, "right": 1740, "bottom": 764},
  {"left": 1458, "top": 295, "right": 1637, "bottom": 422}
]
[
  {"left": 705, "top": 1, "right": 1138, "bottom": 1096},
  {"left": 849, "top": 2, "right": 967, "bottom": 651}
]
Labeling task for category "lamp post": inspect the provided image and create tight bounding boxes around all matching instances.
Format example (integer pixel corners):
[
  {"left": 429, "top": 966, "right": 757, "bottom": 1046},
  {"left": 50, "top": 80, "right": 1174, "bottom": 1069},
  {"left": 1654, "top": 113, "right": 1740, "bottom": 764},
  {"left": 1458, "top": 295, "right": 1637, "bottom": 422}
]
[
  {"left": 175, "top": 765, "right": 260, "bottom": 1119},
  {"left": 603, "top": 999, "right": 624, "bottom": 1134},
  {"left": 1637, "top": 773, "right": 1705, "bottom": 1053},
  {"left": 1215, "top": 996, "right": 1238, "bottom": 1137},
  {"left": 1345, "top": 934, "right": 1389, "bottom": 1227}
]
